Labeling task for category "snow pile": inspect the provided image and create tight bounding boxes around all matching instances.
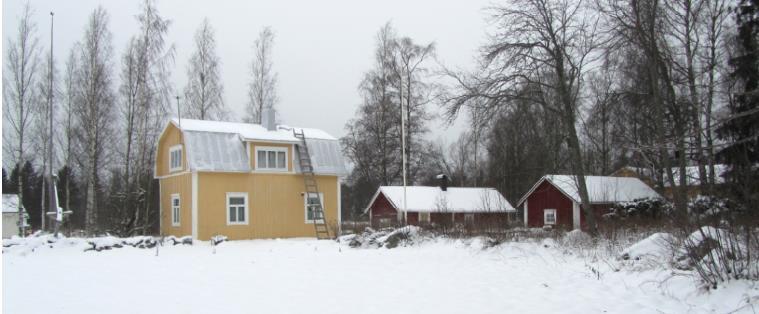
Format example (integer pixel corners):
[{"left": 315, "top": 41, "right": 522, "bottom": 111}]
[
  {"left": 618, "top": 233, "right": 676, "bottom": 270},
  {"left": 562, "top": 229, "right": 592, "bottom": 247},
  {"left": 3, "top": 234, "right": 167, "bottom": 254},
  {"left": 339, "top": 226, "right": 427, "bottom": 249}
]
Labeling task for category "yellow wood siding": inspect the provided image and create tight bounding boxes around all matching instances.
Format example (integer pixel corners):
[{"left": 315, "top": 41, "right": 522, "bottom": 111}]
[
  {"left": 159, "top": 173, "right": 192, "bottom": 237},
  {"left": 249, "top": 142, "right": 294, "bottom": 172},
  {"left": 196, "top": 172, "right": 338, "bottom": 240},
  {"left": 156, "top": 123, "right": 186, "bottom": 177}
]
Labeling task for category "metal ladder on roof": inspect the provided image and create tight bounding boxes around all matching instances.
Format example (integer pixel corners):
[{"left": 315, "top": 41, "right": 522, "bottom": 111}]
[{"left": 294, "top": 129, "right": 331, "bottom": 240}]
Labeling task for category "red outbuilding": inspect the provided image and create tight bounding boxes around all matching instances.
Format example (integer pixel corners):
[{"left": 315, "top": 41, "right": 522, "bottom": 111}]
[
  {"left": 516, "top": 175, "right": 663, "bottom": 230},
  {"left": 365, "top": 185, "right": 515, "bottom": 228}
]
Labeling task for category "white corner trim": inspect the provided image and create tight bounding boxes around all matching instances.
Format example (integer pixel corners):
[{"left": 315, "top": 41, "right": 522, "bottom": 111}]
[
  {"left": 191, "top": 172, "right": 198, "bottom": 239},
  {"left": 158, "top": 180, "right": 163, "bottom": 232},
  {"left": 572, "top": 202, "right": 580, "bottom": 230},
  {"left": 523, "top": 199, "right": 529, "bottom": 227},
  {"left": 337, "top": 177, "right": 342, "bottom": 234}
]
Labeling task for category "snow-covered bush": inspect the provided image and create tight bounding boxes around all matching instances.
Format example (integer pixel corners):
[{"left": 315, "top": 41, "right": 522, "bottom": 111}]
[
  {"left": 340, "top": 226, "right": 427, "bottom": 249},
  {"left": 688, "top": 195, "right": 733, "bottom": 221},
  {"left": 606, "top": 198, "right": 673, "bottom": 220}
]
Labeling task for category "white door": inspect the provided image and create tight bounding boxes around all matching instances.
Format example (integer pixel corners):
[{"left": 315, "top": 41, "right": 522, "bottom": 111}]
[{"left": 572, "top": 202, "right": 581, "bottom": 229}]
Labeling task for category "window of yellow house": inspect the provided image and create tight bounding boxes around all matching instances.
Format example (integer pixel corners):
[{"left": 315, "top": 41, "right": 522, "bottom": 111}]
[
  {"left": 227, "top": 192, "right": 248, "bottom": 225},
  {"left": 171, "top": 194, "right": 180, "bottom": 227},
  {"left": 304, "top": 192, "right": 324, "bottom": 223},
  {"left": 255, "top": 146, "right": 287, "bottom": 171},
  {"left": 169, "top": 145, "right": 182, "bottom": 172}
]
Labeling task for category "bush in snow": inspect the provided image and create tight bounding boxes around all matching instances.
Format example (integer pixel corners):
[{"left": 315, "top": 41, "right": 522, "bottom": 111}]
[
  {"left": 607, "top": 198, "right": 673, "bottom": 220},
  {"left": 688, "top": 195, "right": 735, "bottom": 222},
  {"left": 676, "top": 226, "right": 759, "bottom": 289},
  {"left": 340, "top": 226, "right": 427, "bottom": 249}
]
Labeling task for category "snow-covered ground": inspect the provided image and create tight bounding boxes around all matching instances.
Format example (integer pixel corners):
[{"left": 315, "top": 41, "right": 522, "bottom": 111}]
[{"left": 3, "top": 234, "right": 758, "bottom": 313}]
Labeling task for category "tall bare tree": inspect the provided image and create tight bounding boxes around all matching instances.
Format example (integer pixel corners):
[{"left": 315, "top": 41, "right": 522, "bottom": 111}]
[
  {"left": 3, "top": 2, "right": 41, "bottom": 235},
  {"left": 58, "top": 49, "right": 78, "bottom": 219},
  {"left": 441, "top": 0, "right": 603, "bottom": 234},
  {"left": 246, "top": 26, "right": 278, "bottom": 124},
  {"left": 184, "top": 18, "right": 224, "bottom": 121},
  {"left": 116, "top": 0, "right": 174, "bottom": 235},
  {"left": 392, "top": 34, "right": 435, "bottom": 185},
  {"left": 75, "top": 6, "right": 116, "bottom": 234}
]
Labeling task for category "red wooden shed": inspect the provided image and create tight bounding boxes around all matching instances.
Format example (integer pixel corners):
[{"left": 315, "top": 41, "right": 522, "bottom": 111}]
[
  {"left": 516, "top": 175, "right": 662, "bottom": 230},
  {"left": 365, "top": 186, "right": 515, "bottom": 228}
]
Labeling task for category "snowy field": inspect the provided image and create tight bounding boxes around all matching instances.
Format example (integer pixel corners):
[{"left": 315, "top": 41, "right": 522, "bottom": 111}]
[{"left": 3, "top": 235, "right": 758, "bottom": 314}]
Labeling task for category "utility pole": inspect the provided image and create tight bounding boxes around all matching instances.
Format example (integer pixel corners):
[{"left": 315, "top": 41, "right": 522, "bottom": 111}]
[
  {"left": 47, "top": 11, "right": 56, "bottom": 233},
  {"left": 401, "top": 80, "right": 407, "bottom": 224},
  {"left": 176, "top": 95, "right": 181, "bottom": 128}
]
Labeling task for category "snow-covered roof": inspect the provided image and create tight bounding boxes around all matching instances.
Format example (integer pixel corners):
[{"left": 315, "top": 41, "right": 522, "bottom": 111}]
[
  {"left": 611, "top": 164, "right": 729, "bottom": 187},
  {"left": 3, "top": 194, "right": 19, "bottom": 213},
  {"left": 172, "top": 118, "right": 336, "bottom": 142},
  {"left": 163, "top": 119, "right": 346, "bottom": 175},
  {"left": 183, "top": 131, "right": 250, "bottom": 172},
  {"left": 366, "top": 186, "right": 515, "bottom": 213},
  {"left": 664, "top": 165, "right": 728, "bottom": 187},
  {"left": 518, "top": 175, "right": 662, "bottom": 206}
]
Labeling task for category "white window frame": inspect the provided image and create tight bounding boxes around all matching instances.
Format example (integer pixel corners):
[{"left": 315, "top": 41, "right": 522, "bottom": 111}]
[
  {"left": 226, "top": 192, "right": 249, "bottom": 225},
  {"left": 544, "top": 209, "right": 557, "bottom": 225},
  {"left": 171, "top": 194, "right": 180, "bottom": 227},
  {"left": 464, "top": 213, "right": 475, "bottom": 224},
  {"left": 419, "top": 212, "right": 431, "bottom": 223},
  {"left": 304, "top": 192, "right": 324, "bottom": 224},
  {"left": 254, "top": 146, "right": 288, "bottom": 172},
  {"left": 169, "top": 145, "right": 183, "bottom": 172}
]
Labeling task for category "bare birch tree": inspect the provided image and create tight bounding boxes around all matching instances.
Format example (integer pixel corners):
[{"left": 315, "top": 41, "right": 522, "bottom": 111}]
[
  {"left": 246, "top": 26, "right": 278, "bottom": 124},
  {"left": 184, "top": 18, "right": 225, "bottom": 121},
  {"left": 2, "top": 2, "right": 41, "bottom": 235},
  {"left": 75, "top": 6, "right": 116, "bottom": 234},
  {"left": 116, "top": 0, "right": 174, "bottom": 235}
]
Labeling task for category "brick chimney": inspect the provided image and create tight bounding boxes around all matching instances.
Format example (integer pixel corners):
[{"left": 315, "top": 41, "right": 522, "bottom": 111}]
[{"left": 436, "top": 174, "right": 448, "bottom": 191}]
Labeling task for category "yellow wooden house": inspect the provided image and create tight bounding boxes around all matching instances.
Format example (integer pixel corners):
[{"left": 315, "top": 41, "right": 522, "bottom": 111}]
[{"left": 154, "top": 115, "right": 346, "bottom": 240}]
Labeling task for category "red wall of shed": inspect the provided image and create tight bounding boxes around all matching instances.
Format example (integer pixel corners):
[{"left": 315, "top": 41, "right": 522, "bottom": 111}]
[
  {"left": 525, "top": 180, "right": 574, "bottom": 228},
  {"left": 370, "top": 193, "right": 398, "bottom": 227}
]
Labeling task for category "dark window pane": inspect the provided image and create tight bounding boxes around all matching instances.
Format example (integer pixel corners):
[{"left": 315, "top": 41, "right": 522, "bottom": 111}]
[
  {"left": 268, "top": 151, "right": 276, "bottom": 168},
  {"left": 277, "top": 151, "right": 286, "bottom": 169},
  {"left": 238, "top": 207, "right": 245, "bottom": 222},
  {"left": 257, "top": 151, "right": 266, "bottom": 168},
  {"left": 229, "top": 197, "right": 244, "bottom": 205},
  {"left": 229, "top": 207, "right": 237, "bottom": 222}
]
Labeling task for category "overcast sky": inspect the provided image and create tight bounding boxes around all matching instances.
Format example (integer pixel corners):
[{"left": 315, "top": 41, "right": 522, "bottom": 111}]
[{"left": 3, "top": 0, "right": 491, "bottom": 143}]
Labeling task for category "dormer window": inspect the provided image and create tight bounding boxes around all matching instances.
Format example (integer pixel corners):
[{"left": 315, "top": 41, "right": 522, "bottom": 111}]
[
  {"left": 255, "top": 146, "right": 287, "bottom": 171},
  {"left": 169, "top": 145, "right": 183, "bottom": 172}
]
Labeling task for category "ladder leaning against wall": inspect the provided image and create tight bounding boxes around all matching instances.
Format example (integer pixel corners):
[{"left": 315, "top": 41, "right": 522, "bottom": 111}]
[{"left": 293, "top": 130, "right": 331, "bottom": 239}]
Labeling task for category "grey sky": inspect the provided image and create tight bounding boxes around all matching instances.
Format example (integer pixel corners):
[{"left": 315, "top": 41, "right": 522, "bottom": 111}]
[{"left": 3, "top": 0, "right": 490, "bottom": 142}]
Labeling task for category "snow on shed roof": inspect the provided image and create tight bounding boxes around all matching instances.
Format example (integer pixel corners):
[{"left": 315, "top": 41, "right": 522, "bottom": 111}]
[
  {"left": 518, "top": 175, "right": 662, "bottom": 206},
  {"left": 3, "top": 194, "right": 19, "bottom": 213},
  {"left": 366, "top": 186, "right": 515, "bottom": 213}
]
